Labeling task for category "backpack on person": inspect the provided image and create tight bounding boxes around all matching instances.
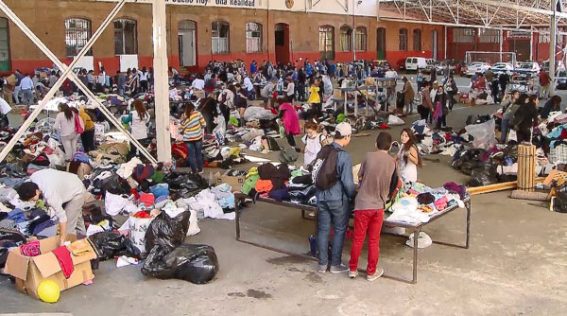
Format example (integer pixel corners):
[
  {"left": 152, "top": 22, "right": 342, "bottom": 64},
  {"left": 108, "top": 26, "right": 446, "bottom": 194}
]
[{"left": 311, "top": 145, "right": 340, "bottom": 190}]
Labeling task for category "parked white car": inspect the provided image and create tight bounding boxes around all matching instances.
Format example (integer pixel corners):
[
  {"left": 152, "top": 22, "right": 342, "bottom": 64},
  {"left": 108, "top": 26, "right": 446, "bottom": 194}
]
[
  {"left": 405, "top": 57, "right": 428, "bottom": 71},
  {"left": 516, "top": 61, "right": 541, "bottom": 74},
  {"left": 464, "top": 62, "right": 491, "bottom": 76},
  {"left": 490, "top": 62, "right": 514, "bottom": 75}
]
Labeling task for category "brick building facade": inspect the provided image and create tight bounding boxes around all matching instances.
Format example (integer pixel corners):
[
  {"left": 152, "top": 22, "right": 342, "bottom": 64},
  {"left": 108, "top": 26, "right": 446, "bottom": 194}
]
[{"left": 0, "top": 0, "right": 444, "bottom": 74}]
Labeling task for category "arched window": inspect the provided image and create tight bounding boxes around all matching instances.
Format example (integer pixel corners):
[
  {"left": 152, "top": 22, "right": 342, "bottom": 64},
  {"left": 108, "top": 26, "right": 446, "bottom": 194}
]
[
  {"left": 212, "top": 21, "right": 230, "bottom": 54},
  {"left": 399, "top": 28, "right": 408, "bottom": 51},
  {"left": 65, "top": 18, "right": 92, "bottom": 57},
  {"left": 114, "top": 19, "right": 137, "bottom": 55},
  {"left": 355, "top": 27, "right": 367, "bottom": 51},
  {"left": 0, "top": 18, "right": 10, "bottom": 71},
  {"left": 413, "top": 29, "right": 422, "bottom": 51},
  {"left": 246, "top": 22, "right": 262, "bottom": 53},
  {"left": 319, "top": 25, "right": 335, "bottom": 60},
  {"left": 339, "top": 25, "right": 352, "bottom": 51}
]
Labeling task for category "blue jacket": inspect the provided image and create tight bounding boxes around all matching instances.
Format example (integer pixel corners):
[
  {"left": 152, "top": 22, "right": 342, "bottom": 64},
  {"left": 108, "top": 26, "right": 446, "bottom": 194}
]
[{"left": 315, "top": 142, "right": 356, "bottom": 202}]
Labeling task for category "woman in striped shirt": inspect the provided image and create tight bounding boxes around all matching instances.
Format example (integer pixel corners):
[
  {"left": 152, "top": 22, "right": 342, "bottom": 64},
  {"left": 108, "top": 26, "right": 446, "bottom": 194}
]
[{"left": 180, "top": 102, "right": 206, "bottom": 173}]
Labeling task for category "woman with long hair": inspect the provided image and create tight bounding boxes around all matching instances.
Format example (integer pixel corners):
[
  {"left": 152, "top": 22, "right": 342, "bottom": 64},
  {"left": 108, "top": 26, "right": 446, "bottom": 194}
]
[
  {"left": 512, "top": 94, "right": 539, "bottom": 143},
  {"left": 180, "top": 102, "right": 206, "bottom": 173},
  {"left": 128, "top": 100, "right": 151, "bottom": 159},
  {"left": 397, "top": 128, "right": 422, "bottom": 184},
  {"left": 54, "top": 103, "right": 79, "bottom": 161},
  {"left": 433, "top": 85, "right": 447, "bottom": 129}
]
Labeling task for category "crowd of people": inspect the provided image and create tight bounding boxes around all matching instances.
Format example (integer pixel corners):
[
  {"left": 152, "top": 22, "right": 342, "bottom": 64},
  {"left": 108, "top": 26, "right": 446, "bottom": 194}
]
[{"left": 6, "top": 52, "right": 567, "bottom": 284}]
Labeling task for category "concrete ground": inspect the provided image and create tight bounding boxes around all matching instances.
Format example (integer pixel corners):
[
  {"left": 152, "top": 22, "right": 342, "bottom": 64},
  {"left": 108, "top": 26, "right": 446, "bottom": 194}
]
[{"left": 1, "top": 76, "right": 567, "bottom": 315}]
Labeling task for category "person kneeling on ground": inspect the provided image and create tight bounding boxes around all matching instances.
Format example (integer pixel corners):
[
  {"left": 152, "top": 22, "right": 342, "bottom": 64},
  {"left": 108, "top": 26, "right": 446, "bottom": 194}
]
[
  {"left": 349, "top": 132, "right": 398, "bottom": 281},
  {"left": 16, "top": 169, "right": 87, "bottom": 245}
]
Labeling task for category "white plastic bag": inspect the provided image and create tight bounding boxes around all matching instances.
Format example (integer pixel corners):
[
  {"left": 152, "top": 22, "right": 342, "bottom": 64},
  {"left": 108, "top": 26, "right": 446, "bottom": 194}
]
[
  {"left": 129, "top": 216, "right": 155, "bottom": 254},
  {"left": 465, "top": 119, "right": 496, "bottom": 150},
  {"left": 388, "top": 115, "right": 405, "bottom": 126}
]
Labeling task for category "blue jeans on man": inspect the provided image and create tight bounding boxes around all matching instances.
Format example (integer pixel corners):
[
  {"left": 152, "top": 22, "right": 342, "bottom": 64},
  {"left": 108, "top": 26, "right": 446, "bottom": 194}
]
[
  {"left": 186, "top": 140, "right": 204, "bottom": 173},
  {"left": 21, "top": 89, "right": 33, "bottom": 106},
  {"left": 316, "top": 196, "right": 350, "bottom": 268}
]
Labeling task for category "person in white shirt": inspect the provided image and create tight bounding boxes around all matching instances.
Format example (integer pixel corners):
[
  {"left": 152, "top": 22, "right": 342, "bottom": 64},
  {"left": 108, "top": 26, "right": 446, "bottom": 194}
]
[
  {"left": 128, "top": 99, "right": 151, "bottom": 159},
  {"left": 19, "top": 74, "right": 34, "bottom": 106},
  {"left": 16, "top": 169, "right": 87, "bottom": 244},
  {"left": 139, "top": 67, "right": 149, "bottom": 92},
  {"left": 285, "top": 77, "right": 296, "bottom": 103},
  {"left": 97, "top": 67, "right": 107, "bottom": 91},
  {"left": 54, "top": 103, "right": 79, "bottom": 161},
  {"left": 243, "top": 75, "right": 254, "bottom": 99},
  {"left": 192, "top": 76, "right": 205, "bottom": 90},
  {"left": 302, "top": 121, "right": 324, "bottom": 167},
  {"left": 261, "top": 80, "right": 275, "bottom": 108}
]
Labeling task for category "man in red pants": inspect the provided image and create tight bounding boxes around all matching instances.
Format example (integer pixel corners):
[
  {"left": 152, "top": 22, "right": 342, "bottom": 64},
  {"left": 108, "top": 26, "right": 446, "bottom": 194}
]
[{"left": 348, "top": 132, "right": 397, "bottom": 281}]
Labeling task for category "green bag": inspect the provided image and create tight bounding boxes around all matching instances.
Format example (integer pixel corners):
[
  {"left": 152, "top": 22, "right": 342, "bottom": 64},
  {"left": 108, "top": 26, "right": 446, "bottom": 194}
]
[{"left": 241, "top": 174, "right": 260, "bottom": 195}]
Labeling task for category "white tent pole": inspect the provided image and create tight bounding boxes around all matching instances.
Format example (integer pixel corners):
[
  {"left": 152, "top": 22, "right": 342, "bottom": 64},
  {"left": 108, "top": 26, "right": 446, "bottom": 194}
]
[
  {"left": 152, "top": 0, "right": 172, "bottom": 162},
  {"left": 0, "top": 0, "right": 127, "bottom": 163},
  {"left": 550, "top": 0, "right": 557, "bottom": 96}
]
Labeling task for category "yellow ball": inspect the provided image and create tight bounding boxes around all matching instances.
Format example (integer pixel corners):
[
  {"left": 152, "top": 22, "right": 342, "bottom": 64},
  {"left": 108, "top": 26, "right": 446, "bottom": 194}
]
[{"left": 37, "top": 280, "right": 60, "bottom": 303}]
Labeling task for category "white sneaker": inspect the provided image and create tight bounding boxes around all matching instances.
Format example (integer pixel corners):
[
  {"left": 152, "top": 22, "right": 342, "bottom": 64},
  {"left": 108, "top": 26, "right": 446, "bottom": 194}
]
[
  {"left": 367, "top": 267, "right": 384, "bottom": 281},
  {"left": 348, "top": 270, "right": 358, "bottom": 279}
]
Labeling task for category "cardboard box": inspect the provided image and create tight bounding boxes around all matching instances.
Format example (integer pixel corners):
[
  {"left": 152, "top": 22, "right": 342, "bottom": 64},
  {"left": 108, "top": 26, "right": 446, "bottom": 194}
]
[
  {"left": 215, "top": 171, "right": 245, "bottom": 192},
  {"left": 4, "top": 236, "right": 96, "bottom": 299}
]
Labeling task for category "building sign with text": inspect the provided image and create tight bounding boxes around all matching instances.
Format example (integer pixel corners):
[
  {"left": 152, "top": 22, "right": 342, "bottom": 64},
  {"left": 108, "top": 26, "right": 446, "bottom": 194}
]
[{"left": 97, "top": 0, "right": 257, "bottom": 8}]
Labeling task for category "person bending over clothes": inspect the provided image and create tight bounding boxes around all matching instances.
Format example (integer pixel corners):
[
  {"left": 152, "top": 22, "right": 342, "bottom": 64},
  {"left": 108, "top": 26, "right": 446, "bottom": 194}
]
[
  {"left": 349, "top": 132, "right": 397, "bottom": 281},
  {"left": 540, "top": 95, "right": 562, "bottom": 119},
  {"left": 16, "top": 169, "right": 87, "bottom": 244},
  {"left": 512, "top": 94, "right": 539, "bottom": 143},
  {"left": 277, "top": 99, "right": 301, "bottom": 151}
]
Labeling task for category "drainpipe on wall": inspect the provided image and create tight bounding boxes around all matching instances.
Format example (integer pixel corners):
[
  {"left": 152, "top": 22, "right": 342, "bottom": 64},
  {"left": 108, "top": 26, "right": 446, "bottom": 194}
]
[
  {"left": 267, "top": 0, "right": 270, "bottom": 63},
  {"left": 352, "top": 0, "right": 356, "bottom": 61}
]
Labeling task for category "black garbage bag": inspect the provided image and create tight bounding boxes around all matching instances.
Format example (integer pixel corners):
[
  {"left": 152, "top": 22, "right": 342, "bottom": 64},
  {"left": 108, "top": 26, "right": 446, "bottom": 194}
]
[
  {"left": 553, "top": 192, "right": 567, "bottom": 213},
  {"left": 467, "top": 162, "right": 498, "bottom": 187},
  {"left": 88, "top": 231, "right": 141, "bottom": 261},
  {"left": 166, "top": 173, "right": 208, "bottom": 192},
  {"left": 0, "top": 228, "right": 26, "bottom": 269},
  {"left": 92, "top": 174, "right": 131, "bottom": 195},
  {"left": 141, "top": 244, "right": 219, "bottom": 284},
  {"left": 145, "top": 211, "right": 190, "bottom": 251}
]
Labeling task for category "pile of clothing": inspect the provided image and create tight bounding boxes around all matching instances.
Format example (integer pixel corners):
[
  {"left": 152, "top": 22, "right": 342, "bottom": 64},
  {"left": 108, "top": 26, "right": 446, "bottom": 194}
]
[
  {"left": 386, "top": 182, "right": 467, "bottom": 225},
  {"left": 0, "top": 202, "right": 57, "bottom": 237},
  {"left": 238, "top": 162, "right": 317, "bottom": 206}
]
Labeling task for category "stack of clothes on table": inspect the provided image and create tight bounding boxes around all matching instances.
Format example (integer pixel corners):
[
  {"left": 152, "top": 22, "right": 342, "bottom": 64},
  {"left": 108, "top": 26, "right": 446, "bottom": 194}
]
[
  {"left": 238, "top": 162, "right": 317, "bottom": 206},
  {"left": 386, "top": 182, "right": 467, "bottom": 225}
]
